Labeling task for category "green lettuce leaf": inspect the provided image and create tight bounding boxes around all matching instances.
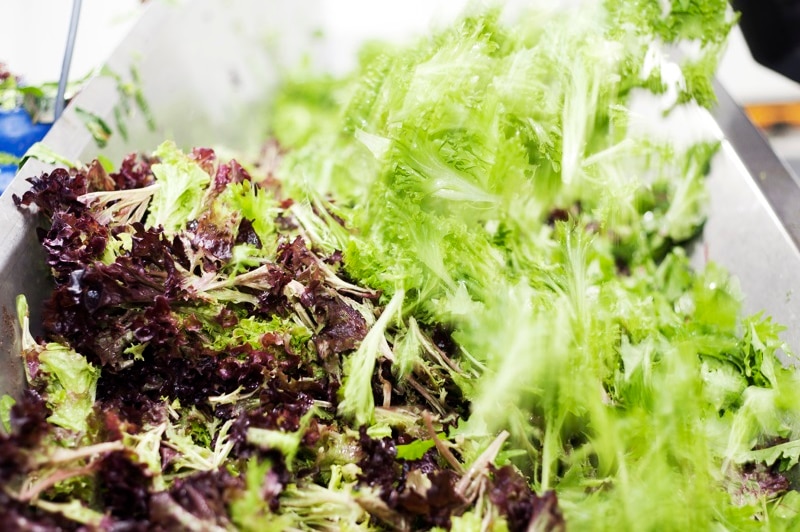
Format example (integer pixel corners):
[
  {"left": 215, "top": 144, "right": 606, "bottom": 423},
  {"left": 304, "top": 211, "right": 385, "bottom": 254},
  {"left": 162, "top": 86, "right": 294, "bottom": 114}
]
[{"left": 146, "top": 140, "right": 211, "bottom": 233}]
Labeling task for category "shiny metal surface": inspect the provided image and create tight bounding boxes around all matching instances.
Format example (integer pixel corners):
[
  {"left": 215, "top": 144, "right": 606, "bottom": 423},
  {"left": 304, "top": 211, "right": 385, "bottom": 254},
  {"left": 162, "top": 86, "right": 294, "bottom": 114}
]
[
  {"left": 699, "top": 84, "right": 800, "bottom": 351},
  {"left": 54, "top": 0, "right": 83, "bottom": 121}
]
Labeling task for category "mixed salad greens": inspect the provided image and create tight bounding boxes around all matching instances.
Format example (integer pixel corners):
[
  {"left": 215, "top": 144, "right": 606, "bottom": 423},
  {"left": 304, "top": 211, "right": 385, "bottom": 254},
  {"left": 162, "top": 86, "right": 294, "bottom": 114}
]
[{"left": 4, "top": 0, "right": 800, "bottom": 530}]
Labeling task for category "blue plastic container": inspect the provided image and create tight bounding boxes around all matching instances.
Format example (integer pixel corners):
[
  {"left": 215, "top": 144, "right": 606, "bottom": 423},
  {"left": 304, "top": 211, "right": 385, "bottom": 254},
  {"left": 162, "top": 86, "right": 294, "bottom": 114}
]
[{"left": 0, "top": 108, "right": 52, "bottom": 194}]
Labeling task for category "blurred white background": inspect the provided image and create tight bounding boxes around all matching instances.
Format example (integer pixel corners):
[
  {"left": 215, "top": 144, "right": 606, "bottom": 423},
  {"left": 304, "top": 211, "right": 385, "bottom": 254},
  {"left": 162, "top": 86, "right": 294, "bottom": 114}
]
[
  {"left": 0, "top": 0, "right": 798, "bottom": 104},
  {"left": 1, "top": 0, "right": 142, "bottom": 85}
]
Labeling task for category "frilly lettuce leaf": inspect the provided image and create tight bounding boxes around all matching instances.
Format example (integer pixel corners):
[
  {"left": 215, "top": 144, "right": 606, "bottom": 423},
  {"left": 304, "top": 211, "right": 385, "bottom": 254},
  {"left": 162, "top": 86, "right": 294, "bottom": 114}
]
[{"left": 146, "top": 140, "right": 210, "bottom": 233}]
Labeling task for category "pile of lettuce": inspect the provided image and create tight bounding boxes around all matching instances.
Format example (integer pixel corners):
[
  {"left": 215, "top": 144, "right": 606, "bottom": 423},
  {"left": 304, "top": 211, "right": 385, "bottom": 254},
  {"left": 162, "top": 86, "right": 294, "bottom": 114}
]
[
  {"left": 9, "top": 141, "right": 557, "bottom": 530},
  {"left": 5, "top": 0, "right": 800, "bottom": 530}
]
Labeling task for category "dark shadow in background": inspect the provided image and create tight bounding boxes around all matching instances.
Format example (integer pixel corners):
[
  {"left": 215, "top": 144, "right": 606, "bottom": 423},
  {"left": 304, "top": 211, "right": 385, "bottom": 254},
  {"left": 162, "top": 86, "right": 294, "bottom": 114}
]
[{"left": 732, "top": 0, "right": 800, "bottom": 83}]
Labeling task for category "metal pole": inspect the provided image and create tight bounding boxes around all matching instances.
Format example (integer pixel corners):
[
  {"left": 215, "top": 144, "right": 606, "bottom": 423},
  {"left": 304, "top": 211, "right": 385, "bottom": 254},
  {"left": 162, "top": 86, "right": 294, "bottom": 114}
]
[{"left": 54, "top": 0, "right": 82, "bottom": 121}]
